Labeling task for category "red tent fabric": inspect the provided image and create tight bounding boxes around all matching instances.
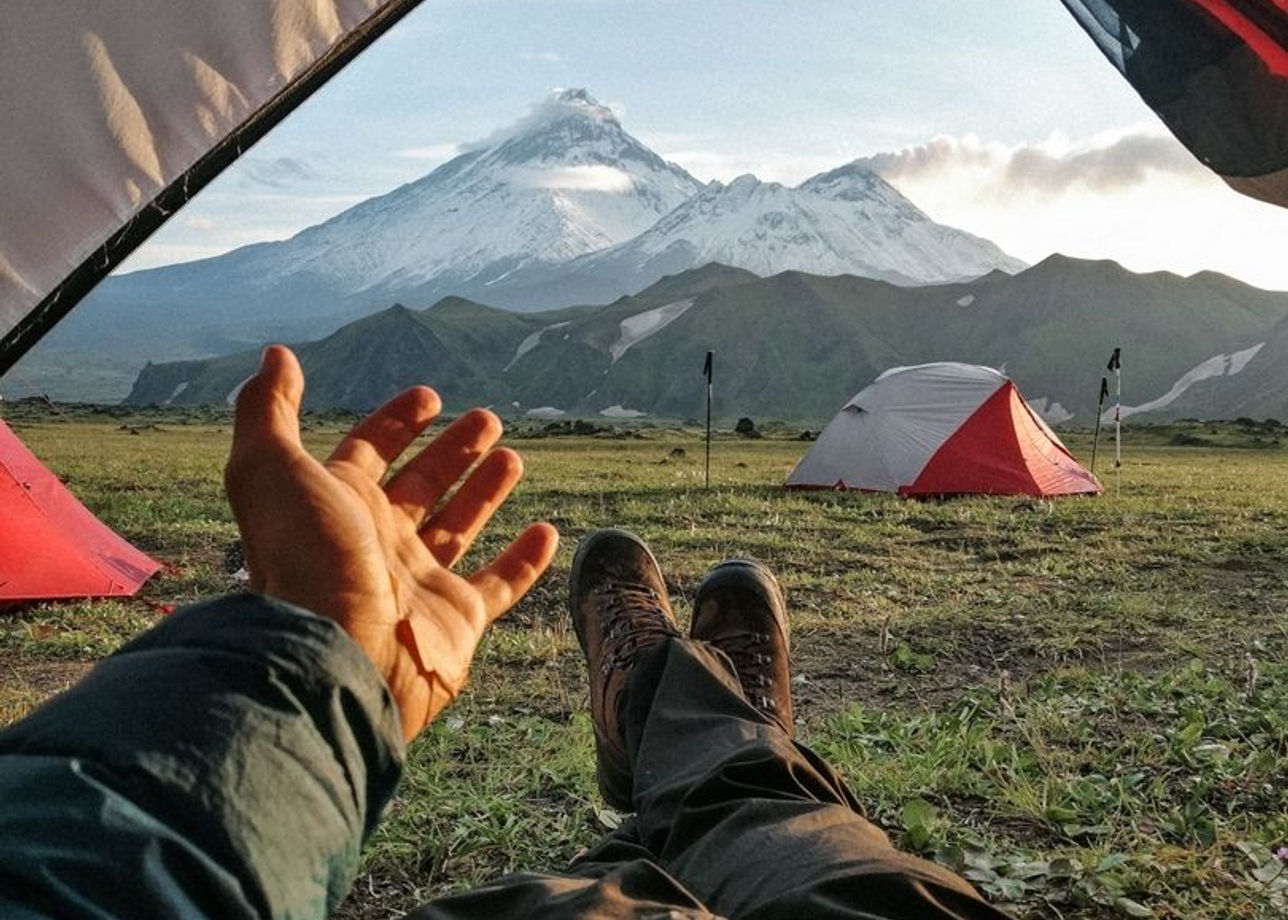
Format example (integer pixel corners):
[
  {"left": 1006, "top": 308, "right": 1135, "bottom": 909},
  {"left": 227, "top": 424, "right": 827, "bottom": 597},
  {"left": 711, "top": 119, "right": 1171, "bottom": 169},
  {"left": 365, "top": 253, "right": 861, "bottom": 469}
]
[
  {"left": 0, "top": 421, "right": 159, "bottom": 602},
  {"left": 907, "top": 380, "right": 1102, "bottom": 497}
]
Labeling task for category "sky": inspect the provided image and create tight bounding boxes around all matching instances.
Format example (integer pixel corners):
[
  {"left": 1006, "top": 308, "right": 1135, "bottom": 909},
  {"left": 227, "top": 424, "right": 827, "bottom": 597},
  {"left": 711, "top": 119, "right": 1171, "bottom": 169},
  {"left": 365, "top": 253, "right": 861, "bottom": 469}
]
[{"left": 123, "top": 0, "right": 1288, "bottom": 291}]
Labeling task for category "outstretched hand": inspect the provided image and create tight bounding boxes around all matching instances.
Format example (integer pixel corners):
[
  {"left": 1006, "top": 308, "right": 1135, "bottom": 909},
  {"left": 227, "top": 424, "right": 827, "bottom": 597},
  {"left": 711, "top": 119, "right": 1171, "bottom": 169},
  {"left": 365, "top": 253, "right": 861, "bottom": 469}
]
[{"left": 224, "top": 346, "right": 559, "bottom": 740}]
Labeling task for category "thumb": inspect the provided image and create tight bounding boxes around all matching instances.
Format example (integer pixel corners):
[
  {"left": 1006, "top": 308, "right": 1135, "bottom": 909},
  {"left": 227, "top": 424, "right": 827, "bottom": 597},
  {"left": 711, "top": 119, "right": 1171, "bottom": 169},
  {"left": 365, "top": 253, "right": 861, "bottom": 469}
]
[{"left": 232, "top": 345, "right": 306, "bottom": 458}]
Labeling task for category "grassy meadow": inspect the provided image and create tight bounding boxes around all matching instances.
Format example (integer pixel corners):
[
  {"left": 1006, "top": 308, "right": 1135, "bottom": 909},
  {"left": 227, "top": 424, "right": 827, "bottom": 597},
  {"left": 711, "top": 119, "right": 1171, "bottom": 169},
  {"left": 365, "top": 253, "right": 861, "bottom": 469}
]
[{"left": 2, "top": 410, "right": 1287, "bottom": 919}]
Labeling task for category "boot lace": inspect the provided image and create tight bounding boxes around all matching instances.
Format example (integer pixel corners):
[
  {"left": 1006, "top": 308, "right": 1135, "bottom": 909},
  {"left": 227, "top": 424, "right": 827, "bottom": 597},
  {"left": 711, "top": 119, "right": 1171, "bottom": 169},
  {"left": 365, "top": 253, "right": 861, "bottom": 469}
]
[
  {"left": 596, "top": 582, "right": 679, "bottom": 674},
  {"left": 716, "top": 628, "right": 778, "bottom": 712}
]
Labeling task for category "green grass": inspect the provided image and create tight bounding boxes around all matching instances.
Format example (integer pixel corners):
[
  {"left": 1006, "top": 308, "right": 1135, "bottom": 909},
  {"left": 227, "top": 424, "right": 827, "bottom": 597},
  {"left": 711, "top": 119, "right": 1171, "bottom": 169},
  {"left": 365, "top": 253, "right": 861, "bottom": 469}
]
[{"left": 3, "top": 417, "right": 1288, "bottom": 919}]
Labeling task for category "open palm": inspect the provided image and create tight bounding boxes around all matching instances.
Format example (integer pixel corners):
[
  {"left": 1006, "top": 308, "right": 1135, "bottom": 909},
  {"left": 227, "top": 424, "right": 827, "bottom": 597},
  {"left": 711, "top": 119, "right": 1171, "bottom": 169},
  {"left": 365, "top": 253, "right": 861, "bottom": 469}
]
[{"left": 225, "top": 346, "right": 558, "bottom": 739}]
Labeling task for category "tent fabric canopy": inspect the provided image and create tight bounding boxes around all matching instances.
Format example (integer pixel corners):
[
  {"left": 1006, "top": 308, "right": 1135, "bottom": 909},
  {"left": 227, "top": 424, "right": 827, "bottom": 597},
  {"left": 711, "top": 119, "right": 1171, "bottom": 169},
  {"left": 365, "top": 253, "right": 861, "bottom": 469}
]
[
  {"left": 786, "top": 363, "right": 1102, "bottom": 498},
  {"left": 1060, "top": 0, "right": 1288, "bottom": 207},
  {"left": 0, "top": 421, "right": 160, "bottom": 602},
  {"left": 0, "top": 0, "right": 426, "bottom": 376}
]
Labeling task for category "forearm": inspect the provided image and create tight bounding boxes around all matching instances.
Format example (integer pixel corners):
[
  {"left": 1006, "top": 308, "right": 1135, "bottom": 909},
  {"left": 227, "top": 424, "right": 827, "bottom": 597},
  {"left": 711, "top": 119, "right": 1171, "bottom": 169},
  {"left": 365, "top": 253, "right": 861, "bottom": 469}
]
[{"left": 0, "top": 593, "right": 405, "bottom": 919}]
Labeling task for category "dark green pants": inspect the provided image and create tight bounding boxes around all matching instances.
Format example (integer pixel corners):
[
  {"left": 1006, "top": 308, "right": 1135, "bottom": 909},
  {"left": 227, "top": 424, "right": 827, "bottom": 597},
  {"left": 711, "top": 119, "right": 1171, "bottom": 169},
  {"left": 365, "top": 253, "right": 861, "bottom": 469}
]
[{"left": 412, "top": 639, "right": 1008, "bottom": 920}]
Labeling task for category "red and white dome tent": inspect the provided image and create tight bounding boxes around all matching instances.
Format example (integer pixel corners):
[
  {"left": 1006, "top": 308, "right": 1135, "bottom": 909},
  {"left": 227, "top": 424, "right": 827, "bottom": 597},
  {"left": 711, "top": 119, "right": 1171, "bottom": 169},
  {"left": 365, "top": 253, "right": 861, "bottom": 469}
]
[{"left": 786, "top": 363, "right": 1102, "bottom": 498}]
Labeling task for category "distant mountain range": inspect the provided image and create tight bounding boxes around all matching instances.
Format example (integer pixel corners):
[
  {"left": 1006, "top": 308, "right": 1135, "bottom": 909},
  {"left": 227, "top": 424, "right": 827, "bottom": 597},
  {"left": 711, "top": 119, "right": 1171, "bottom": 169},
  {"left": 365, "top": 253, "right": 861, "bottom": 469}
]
[
  {"left": 126, "top": 257, "right": 1288, "bottom": 423},
  {"left": 9, "top": 89, "right": 1025, "bottom": 401}
]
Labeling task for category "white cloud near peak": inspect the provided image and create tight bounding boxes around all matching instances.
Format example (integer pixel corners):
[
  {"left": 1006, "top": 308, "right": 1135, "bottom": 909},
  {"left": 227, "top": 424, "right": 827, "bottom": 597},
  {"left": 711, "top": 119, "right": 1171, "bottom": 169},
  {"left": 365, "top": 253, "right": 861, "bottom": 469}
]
[
  {"left": 855, "top": 130, "right": 1209, "bottom": 199},
  {"left": 393, "top": 142, "right": 464, "bottom": 161},
  {"left": 861, "top": 130, "right": 1288, "bottom": 291},
  {"left": 509, "top": 164, "right": 634, "bottom": 192}
]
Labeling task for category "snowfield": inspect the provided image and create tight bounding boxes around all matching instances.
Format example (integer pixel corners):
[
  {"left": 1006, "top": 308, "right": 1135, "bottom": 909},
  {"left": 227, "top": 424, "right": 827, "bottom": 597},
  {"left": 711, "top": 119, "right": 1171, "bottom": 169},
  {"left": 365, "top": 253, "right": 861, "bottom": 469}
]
[
  {"left": 610, "top": 299, "right": 694, "bottom": 363},
  {"left": 505, "top": 321, "right": 570, "bottom": 371},
  {"left": 1117, "top": 343, "right": 1266, "bottom": 419},
  {"left": 600, "top": 405, "right": 647, "bottom": 418}
]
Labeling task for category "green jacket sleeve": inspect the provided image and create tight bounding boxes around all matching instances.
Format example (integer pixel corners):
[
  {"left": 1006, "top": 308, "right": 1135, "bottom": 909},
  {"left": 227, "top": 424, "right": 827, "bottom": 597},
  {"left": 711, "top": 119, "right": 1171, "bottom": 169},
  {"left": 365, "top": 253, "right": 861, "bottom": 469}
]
[{"left": 0, "top": 593, "right": 405, "bottom": 919}]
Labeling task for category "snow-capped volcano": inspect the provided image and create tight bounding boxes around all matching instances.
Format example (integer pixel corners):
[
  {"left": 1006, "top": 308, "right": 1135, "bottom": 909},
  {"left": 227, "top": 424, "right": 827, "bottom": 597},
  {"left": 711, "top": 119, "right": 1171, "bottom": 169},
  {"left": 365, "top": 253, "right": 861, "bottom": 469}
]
[{"left": 247, "top": 89, "right": 704, "bottom": 296}]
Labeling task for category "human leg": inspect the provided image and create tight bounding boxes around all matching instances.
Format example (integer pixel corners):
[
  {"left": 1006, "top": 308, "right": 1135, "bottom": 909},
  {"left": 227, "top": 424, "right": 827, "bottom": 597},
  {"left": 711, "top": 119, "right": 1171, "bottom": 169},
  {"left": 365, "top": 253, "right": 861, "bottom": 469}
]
[
  {"left": 620, "top": 638, "right": 1006, "bottom": 919},
  {"left": 410, "top": 534, "right": 1007, "bottom": 920},
  {"left": 613, "top": 555, "right": 1008, "bottom": 920}
]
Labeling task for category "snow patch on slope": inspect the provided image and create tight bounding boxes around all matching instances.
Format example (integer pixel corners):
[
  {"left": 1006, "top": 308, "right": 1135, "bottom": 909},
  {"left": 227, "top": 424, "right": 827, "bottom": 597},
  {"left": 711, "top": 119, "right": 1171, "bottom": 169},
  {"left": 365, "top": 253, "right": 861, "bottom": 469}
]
[
  {"left": 1028, "top": 397, "right": 1074, "bottom": 424},
  {"left": 505, "top": 321, "right": 570, "bottom": 371},
  {"left": 610, "top": 299, "right": 694, "bottom": 363},
  {"left": 526, "top": 406, "right": 566, "bottom": 419},
  {"left": 1117, "top": 343, "right": 1265, "bottom": 419},
  {"left": 226, "top": 376, "right": 253, "bottom": 406},
  {"left": 600, "top": 405, "right": 647, "bottom": 418}
]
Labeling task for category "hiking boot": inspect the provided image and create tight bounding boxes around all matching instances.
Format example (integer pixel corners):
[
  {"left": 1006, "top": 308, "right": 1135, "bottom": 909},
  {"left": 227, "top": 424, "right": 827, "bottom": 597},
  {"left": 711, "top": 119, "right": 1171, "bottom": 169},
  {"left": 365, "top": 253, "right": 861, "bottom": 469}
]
[
  {"left": 570, "top": 529, "right": 681, "bottom": 811},
  {"left": 692, "top": 559, "right": 794, "bottom": 736}
]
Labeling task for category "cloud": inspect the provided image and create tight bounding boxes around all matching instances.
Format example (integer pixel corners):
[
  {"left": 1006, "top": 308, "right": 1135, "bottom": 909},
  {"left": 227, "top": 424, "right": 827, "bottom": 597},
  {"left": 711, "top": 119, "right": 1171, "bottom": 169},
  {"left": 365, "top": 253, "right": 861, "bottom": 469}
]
[
  {"left": 855, "top": 131, "right": 1209, "bottom": 197},
  {"left": 846, "top": 129, "right": 1288, "bottom": 291},
  {"left": 238, "top": 156, "right": 321, "bottom": 189},
  {"left": 393, "top": 142, "right": 464, "bottom": 161},
  {"left": 510, "top": 164, "right": 634, "bottom": 192},
  {"left": 183, "top": 215, "right": 216, "bottom": 231},
  {"left": 518, "top": 50, "right": 563, "bottom": 63}
]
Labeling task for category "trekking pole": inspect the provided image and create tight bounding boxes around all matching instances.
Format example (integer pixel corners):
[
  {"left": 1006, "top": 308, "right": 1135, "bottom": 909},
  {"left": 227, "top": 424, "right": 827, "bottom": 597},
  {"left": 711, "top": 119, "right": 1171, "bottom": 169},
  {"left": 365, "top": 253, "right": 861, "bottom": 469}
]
[
  {"left": 1090, "top": 376, "right": 1108, "bottom": 474},
  {"left": 702, "top": 351, "right": 713, "bottom": 489},
  {"left": 1107, "top": 347, "right": 1122, "bottom": 497}
]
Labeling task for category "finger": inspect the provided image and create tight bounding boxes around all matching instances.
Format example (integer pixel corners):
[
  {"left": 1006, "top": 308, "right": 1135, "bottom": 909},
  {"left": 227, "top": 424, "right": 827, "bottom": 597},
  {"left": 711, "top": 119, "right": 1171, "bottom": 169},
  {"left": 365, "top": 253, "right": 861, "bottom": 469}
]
[
  {"left": 326, "top": 386, "right": 441, "bottom": 481},
  {"left": 420, "top": 448, "right": 524, "bottom": 567},
  {"left": 468, "top": 522, "right": 560, "bottom": 623},
  {"left": 231, "top": 346, "right": 305, "bottom": 457},
  {"left": 227, "top": 346, "right": 306, "bottom": 504},
  {"left": 384, "top": 408, "right": 503, "bottom": 522}
]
